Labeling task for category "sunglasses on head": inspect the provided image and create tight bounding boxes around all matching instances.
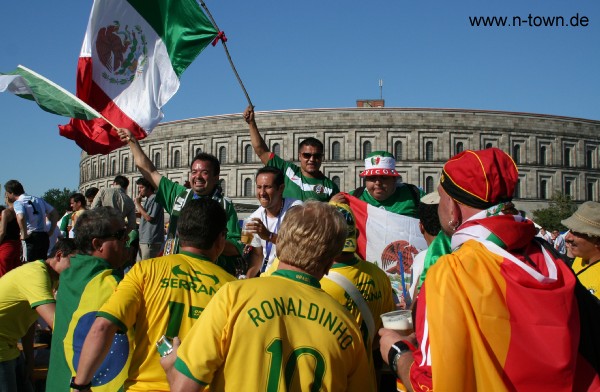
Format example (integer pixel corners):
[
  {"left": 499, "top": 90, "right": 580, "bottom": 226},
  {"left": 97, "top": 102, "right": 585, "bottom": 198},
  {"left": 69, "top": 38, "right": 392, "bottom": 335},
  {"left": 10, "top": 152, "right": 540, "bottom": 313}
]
[
  {"left": 300, "top": 152, "right": 323, "bottom": 160},
  {"left": 98, "top": 228, "right": 128, "bottom": 241}
]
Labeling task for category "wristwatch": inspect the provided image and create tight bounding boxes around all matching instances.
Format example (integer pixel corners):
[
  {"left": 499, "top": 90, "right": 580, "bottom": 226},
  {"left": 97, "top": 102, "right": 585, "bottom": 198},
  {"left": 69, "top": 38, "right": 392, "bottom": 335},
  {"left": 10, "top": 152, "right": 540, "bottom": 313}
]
[
  {"left": 388, "top": 340, "right": 414, "bottom": 374},
  {"left": 70, "top": 377, "right": 92, "bottom": 391}
]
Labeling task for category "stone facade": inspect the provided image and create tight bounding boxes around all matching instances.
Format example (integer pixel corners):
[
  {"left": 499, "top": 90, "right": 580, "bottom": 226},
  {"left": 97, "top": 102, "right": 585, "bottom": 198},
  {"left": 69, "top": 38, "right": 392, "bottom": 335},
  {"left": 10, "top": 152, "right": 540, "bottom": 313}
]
[{"left": 79, "top": 107, "right": 600, "bottom": 216}]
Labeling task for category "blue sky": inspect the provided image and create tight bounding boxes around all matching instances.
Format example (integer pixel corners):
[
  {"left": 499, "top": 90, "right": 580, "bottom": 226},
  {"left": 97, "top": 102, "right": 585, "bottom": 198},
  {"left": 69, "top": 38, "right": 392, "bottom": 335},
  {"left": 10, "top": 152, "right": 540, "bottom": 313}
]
[{"left": 1, "top": 0, "right": 598, "bottom": 199}]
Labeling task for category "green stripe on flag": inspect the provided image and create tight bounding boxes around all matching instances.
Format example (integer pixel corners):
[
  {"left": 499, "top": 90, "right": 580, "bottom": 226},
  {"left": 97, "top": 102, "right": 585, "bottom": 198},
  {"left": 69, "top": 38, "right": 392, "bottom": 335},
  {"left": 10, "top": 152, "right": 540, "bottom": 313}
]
[
  {"left": 126, "top": 0, "right": 218, "bottom": 77},
  {"left": 0, "top": 65, "right": 102, "bottom": 120}
]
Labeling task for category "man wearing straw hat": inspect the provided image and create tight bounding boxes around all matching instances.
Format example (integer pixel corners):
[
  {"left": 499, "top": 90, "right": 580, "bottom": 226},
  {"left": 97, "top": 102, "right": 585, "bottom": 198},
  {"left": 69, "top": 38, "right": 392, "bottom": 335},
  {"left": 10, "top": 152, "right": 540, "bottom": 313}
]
[
  {"left": 379, "top": 148, "right": 584, "bottom": 391},
  {"left": 563, "top": 201, "right": 600, "bottom": 299}
]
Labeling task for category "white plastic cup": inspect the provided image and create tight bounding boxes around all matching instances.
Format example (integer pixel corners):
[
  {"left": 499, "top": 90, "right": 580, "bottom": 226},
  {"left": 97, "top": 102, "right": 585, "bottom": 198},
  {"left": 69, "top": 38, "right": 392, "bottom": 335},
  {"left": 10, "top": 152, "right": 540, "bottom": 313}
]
[{"left": 380, "top": 310, "right": 413, "bottom": 334}]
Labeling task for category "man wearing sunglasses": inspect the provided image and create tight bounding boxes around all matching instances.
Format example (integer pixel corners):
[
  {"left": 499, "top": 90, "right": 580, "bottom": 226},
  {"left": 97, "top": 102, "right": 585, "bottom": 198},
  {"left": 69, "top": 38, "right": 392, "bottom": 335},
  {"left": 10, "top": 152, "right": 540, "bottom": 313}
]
[
  {"left": 47, "top": 207, "right": 133, "bottom": 392},
  {"left": 562, "top": 201, "right": 600, "bottom": 299},
  {"left": 244, "top": 106, "right": 339, "bottom": 202},
  {"left": 70, "top": 199, "right": 236, "bottom": 392}
]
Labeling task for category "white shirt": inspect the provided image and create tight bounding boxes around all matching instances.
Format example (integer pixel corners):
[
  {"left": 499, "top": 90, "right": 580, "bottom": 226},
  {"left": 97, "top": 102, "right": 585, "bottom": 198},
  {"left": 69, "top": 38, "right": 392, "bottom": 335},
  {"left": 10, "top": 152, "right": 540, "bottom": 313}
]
[{"left": 249, "top": 198, "right": 302, "bottom": 271}]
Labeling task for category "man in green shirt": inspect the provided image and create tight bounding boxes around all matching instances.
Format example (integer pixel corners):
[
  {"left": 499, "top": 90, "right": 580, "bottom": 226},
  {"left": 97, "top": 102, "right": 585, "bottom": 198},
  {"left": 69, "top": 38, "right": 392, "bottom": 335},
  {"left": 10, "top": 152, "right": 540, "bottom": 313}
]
[
  {"left": 117, "top": 128, "right": 243, "bottom": 276},
  {"left": 333, "top": 151, "right": 424, "bottom": 218},
  {"left": 244, "top": 106, "right": 339, "bottom": 201}
]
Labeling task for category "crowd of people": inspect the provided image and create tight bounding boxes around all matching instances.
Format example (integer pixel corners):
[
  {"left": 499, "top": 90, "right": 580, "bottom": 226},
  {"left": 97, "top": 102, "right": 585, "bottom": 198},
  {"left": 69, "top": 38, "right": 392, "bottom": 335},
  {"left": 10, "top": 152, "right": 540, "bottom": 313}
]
[{"left": 0, "top": 108, "right": 598, "bottom": 392}]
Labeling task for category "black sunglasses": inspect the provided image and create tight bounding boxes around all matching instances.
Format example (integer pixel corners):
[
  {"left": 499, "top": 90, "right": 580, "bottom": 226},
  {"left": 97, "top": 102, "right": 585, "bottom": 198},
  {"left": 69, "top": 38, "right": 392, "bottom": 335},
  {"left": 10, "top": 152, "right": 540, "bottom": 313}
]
[
  {"left": 98, "top": 228, "right": 128, "bottom": 241},
  {"left": 300, "top": 152, "right": 323, "bottom": 160}
]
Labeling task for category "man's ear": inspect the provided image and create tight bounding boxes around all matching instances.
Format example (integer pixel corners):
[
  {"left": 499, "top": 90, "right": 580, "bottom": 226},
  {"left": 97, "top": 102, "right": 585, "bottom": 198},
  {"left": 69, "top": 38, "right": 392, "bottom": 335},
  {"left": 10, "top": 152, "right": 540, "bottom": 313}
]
[{"left": 91, "top": 238, "right": 104, "bottom": 252}]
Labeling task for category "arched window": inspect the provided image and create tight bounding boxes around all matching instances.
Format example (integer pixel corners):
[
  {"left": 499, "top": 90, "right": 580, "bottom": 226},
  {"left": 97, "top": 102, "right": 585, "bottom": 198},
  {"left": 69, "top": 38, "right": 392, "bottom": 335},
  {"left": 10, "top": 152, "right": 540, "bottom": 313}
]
[
  {"left": 512, "top": 145, "right": 521, "bottom": 164},
  {"left": 394, "top": 141, "right": 403, "bottom": 161},
  {"left": 514, "top": 179, "right": 521, "bottom": 198},
  {"left": 332, "top": 176, "right": 341, "bottom": 189},
  {"left": 219, "top": 146, "right": 227, "bottom": 163},
  {"left": 101, "top": 162, "right": 106, "bottom": 177},
  {"left": 588, "top": 182, "right": 595, "bottom": 201},
  {"left": 244, "top": 145, "right": 253, "bottom": 163},
  {"left": 455, "top": 142, "right": 464, "bottom": 155},
  {"left": 425, "top": 141, "right": 434, "bottom": 161},
  {"left": 111, "top": 159, "right": 116, "bottom": 175},
  {"left": 272, "top": 143, "right": 281, "bottom": 157},
  {"left": 195, "top": 148, "right": 202, "bottom": 156},
  {"left": 174, "top": 151, "right": 181, "bottom": 168},
  {"left": 564, "top": 147, "right": 571, "bottom": 167},
  {"left": 586, "top": 149, "right": 594, "bottom": 169},
  {"left": 92, "top": 163, "right": 97, "bottom": 178},
  {"left": 331, "top": 142, "right": 341, "bottom": 161},
  {"left": 540, "top": 179, "right": 548, "bottom": 199},
  {"left": 123, "top": 157, "right": 129, "bottom": 173},
  {"left": 362, "top": 141, "right": 372, "bottom": 159},
  {"left": 565, "top": 180, "right": 572, "bottom": 196},
  {"left": 219, "top": 179, "right": 226, "bottom": 194},
  {"left": 485, "top": 142, "right": 493, "bottom": 149},
  {"left": 243, "top": 178, "right": 253, "bottom": 197},
  {"left": 425, "top": 176, "right": 434, "bottom": 193},
  {"left": 153, "top": 152, "right": 160, "bottom": 169}
]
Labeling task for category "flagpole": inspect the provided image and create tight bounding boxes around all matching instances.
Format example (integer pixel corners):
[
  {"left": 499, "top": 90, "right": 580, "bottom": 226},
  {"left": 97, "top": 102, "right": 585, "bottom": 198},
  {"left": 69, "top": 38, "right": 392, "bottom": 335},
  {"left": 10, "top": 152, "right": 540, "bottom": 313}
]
[{"left": 198, "top": 0, "right": 254, "bottom": 108}]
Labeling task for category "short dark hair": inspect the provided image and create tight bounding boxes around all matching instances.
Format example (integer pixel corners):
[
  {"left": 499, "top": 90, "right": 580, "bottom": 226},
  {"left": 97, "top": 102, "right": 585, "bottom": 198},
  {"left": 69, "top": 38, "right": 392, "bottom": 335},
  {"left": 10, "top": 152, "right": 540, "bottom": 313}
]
[
  {"left": 49, "top": 238, "right": 77, "bottom": 258},
  {"left": 177, "top": 199, "right": 226, "bottom": 250},
  {"left": 190, "top": 152, "right": 220, "bottom": 176},
  {"left": 113, "top": 175, "right": 129, "bottom": 189},
  {"left": 298, "top": 137, "right": 324, "bottom": 152},
  {"left": 85, "top": 187, "right": 99, "bottom": 200},
  {"left": 74, "top": 207, "right": 125, "bottom": 254},
  {"left": 4, "top": 180, "right": 25, "bottom": 196},
  {"left": 136, "top": 177, "right": 155, "bottom": 192},
  {"left": 70, "top": 193, "right": 87, "bottom": 208},
  {"left": 418, "top": 202, "right": 441, "bottom": 236},
  {"left": 256, "top": 167, "right": 284, "bottom": 187}
]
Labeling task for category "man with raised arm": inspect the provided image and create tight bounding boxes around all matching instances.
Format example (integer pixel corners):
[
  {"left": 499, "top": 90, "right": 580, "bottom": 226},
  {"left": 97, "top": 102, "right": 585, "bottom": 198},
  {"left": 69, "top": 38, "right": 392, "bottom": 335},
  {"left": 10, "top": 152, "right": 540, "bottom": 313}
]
[
  {"left": 244, "top": 106, "right": 339, "bottom": 201},
  {"left": 117, "top": 128, "right": 242, "bottom": 274}
]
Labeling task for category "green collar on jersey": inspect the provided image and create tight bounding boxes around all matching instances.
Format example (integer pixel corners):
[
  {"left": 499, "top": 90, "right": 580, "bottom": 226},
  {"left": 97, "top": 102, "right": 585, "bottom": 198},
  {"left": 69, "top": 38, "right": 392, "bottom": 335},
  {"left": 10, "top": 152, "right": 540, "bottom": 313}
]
[
  {"left": 178, "top": 251, "right": 212, "bottom": 263},
  {"left": 331, "top": 255, "right": 359, "bottom": 269},
  {"left": 272, "top": 269, "right": 321, "bottom": 288}
]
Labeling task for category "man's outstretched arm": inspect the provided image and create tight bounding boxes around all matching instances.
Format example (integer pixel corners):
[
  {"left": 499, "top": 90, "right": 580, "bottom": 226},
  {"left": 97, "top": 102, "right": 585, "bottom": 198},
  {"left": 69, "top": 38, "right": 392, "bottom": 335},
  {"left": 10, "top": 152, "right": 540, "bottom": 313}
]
[
  {"left": 117, "top": 128, "right": 163, "bottom": 190},
  {"left": 243, "top": 106, "right": 271, "bottom": 164}
]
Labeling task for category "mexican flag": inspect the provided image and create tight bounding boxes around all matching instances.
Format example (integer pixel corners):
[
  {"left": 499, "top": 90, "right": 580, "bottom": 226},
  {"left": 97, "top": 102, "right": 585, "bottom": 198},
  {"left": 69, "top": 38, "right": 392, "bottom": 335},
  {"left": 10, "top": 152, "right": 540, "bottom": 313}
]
[
  {"left": 345, "top": 193, "right": 426, "bottom": 301},
  {"left": 59, "top": 0, "right": 219, "bottom": 155},
  {"left": 0, "top": 65, "right": 102, "bottom": 120}
]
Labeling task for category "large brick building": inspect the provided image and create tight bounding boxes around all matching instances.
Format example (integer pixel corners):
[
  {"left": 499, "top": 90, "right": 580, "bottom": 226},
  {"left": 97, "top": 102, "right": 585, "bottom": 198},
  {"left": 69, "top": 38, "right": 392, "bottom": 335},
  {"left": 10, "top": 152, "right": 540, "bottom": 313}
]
[{"left": 79, "top": 107, "right": 600, "bottom": 215}]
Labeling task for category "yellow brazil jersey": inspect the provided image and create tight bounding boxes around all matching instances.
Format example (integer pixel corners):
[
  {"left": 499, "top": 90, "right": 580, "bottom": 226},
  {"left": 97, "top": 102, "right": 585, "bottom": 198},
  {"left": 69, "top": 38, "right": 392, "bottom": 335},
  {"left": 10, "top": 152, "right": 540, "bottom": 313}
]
[
  {"left": 0, "top": 261, "right": 54, "bottom": 361},
  {"left": 97, "top": 251, "right": 236, "bottom": 391},
  {"left": 175, "top": 270, "right": 375, "bottom": 392},
  {"left": 572, "top": 257, "right": 600, "bottom": 299}
]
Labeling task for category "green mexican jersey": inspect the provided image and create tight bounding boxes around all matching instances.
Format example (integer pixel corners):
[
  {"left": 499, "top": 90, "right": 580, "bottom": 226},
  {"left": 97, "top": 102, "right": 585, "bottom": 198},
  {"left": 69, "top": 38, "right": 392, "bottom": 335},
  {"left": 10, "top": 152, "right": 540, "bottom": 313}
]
[
  {"left": 351, "top": 184, "right": 424, "bottom": 218},
  {"left": 267, "top": 154, "right": 339, "bottom": 202}
]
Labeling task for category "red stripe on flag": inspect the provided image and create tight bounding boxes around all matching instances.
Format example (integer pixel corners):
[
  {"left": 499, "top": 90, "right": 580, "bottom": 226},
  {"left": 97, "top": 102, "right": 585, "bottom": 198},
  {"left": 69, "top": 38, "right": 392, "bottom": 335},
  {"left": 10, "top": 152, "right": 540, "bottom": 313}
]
[{"left": 58, "top": 57, "right": 146, "bottom": 155}]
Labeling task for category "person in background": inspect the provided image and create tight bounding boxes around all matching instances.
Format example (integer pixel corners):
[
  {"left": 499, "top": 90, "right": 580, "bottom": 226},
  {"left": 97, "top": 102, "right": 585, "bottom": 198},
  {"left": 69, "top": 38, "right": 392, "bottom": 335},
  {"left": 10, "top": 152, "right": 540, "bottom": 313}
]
[
  {"left": 562, "top": 201, "right": 600, "bottom": 299},
  {"left": 0, "top": 238, "right": 76, "bottom": 392},
  {"left": 244, "top": 106, "right": 339, "bottom": 202},
  {"left": 134, "top": 177, "right": 164, "bottom": 260},
  {"left": 552, "top": 229, "right": 567, "bottom": 255},
  {"left": 408, "top": 192, "right": 451, "bottom": 301},
  {"left": 379, "top": 148, "right": 583, "bottom": 391},
  {"left": 0, "top": 196, "right": 21, "bottom": 276},
  {"left": 4, "top": 180, "right": 59, "bottom": 262},
  {"left": 67, "top": 193, "right": 87, "bottom": 237},
  {"left": 244, "top": 167, "right": 301, "bottom": 277},
  {"left": 162, "top": 201, "right": 374, "bottom": 391},
  {"left": 84, "top": 187, "right": 99, "bottom": 206},
  {"left": 91, "top": 176, "right": 137, "bottom": 233}
]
